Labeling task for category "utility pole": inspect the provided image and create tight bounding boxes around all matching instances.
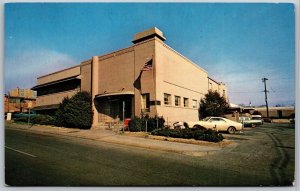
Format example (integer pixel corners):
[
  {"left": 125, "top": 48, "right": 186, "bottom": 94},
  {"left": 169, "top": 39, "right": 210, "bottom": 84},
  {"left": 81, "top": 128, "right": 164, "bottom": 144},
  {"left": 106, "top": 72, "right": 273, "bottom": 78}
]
[{"left": 262, "top": 78, "right": 269, "bottom": 118}]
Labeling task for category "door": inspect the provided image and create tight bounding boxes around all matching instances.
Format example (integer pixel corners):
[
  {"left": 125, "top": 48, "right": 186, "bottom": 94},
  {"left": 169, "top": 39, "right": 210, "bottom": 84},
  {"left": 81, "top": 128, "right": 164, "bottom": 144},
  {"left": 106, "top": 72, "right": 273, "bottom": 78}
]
[{"left": 109, "top": 99, "right": 119, "bottom": 121}]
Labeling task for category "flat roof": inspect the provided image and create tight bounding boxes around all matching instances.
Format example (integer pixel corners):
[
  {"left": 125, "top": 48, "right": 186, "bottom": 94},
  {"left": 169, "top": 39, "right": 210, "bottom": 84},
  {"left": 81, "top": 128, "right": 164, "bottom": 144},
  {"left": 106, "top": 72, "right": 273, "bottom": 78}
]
[{"left": 37, "top": 65, "right": 80, "bottom": 79}]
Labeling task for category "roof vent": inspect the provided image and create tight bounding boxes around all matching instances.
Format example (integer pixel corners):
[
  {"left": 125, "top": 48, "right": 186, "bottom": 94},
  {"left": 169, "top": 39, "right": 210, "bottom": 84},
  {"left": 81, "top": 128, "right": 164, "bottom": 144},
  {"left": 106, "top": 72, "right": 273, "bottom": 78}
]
[{"left": 132, "top": 27, "right": 166, "bottom": 44}]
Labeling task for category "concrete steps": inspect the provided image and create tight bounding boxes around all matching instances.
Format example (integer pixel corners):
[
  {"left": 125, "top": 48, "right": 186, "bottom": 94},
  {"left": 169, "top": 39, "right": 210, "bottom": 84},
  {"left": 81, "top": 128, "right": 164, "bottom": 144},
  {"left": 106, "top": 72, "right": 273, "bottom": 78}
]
[{"left": 96, "top": 122, "right": 125, "bottom": 133}]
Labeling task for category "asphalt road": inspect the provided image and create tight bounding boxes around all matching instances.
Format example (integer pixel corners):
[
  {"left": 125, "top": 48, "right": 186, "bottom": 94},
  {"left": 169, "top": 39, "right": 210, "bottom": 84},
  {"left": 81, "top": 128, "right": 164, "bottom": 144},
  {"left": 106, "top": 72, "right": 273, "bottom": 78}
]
[{"left": 5, "top": 123, "right": 295, "bottom": 186}]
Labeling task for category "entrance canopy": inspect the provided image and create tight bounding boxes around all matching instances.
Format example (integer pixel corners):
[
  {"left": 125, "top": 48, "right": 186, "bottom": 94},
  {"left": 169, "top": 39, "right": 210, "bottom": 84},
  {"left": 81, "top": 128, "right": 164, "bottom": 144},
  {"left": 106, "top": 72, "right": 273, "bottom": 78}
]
[
  {"left": 95, "top": 91, "right": 134, "bottom": 98},
  {"left": 94, "top": 91, "right": 134, "bottom": 122}
]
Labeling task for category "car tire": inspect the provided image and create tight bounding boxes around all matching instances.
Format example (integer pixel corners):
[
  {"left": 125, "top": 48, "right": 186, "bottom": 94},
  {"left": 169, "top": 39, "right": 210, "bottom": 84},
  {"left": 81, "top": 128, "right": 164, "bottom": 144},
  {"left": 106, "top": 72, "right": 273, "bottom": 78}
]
[
  {"left": 193, "top": 125, "right": 201, "bottom": 129},
  {"left": 227, "top": 126, "right": 236, "bottom": 134}
]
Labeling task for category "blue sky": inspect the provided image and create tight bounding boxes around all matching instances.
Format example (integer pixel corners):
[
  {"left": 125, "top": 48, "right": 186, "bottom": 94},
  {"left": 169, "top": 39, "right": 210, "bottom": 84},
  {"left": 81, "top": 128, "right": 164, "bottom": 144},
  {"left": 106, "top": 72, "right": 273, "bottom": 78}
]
[{"left": 4, "top": 3, "right": 295, "bottom": 106}]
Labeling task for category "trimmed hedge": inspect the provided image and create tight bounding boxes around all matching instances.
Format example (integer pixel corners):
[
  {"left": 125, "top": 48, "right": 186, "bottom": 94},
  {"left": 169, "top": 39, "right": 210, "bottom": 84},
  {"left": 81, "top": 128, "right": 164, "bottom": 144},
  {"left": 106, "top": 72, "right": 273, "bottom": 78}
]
[
  {"left": 151, "top": 128, "right": 224, "bottom": 143},
  {"left": 128, "top": 116, "right": 165, "bottom": 132}
]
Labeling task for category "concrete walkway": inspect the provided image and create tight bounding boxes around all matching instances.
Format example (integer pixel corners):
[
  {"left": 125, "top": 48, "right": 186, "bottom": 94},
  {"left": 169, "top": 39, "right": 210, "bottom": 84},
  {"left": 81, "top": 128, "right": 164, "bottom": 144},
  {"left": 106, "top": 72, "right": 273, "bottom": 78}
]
[{"left": 5, "top": 122, "right": 231, "bottom": 157}]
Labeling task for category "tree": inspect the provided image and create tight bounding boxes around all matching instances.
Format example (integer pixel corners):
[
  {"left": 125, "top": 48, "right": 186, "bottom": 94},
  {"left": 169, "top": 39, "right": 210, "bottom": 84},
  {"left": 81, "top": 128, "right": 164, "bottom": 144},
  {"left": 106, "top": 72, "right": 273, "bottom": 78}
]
[
  {"left": 55, "top": 91, "right": 93, "bottom": 129},
  {"left": 199, "top": 90, "right": 229, "bottom": 119}
]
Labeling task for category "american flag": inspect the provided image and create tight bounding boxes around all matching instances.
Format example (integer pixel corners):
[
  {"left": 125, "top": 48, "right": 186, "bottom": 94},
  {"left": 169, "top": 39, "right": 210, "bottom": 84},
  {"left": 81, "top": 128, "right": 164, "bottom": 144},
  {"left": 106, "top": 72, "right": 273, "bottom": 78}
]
[{"left": 141, "top": 59, "right": 153, "bottom": 71}]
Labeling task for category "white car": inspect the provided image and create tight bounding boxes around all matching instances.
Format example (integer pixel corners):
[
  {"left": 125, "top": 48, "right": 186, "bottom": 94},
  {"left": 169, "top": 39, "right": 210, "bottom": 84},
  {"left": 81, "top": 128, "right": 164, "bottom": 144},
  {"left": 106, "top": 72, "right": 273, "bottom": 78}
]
[
  {"left": 239, "top": 115, "right": 263, "bottom": 127},
  {"left": 187, "top": 117, "right": 243, "bottom": 134},
  {"left": 250, "top": 115, "right": 263, "bottom": 125}
]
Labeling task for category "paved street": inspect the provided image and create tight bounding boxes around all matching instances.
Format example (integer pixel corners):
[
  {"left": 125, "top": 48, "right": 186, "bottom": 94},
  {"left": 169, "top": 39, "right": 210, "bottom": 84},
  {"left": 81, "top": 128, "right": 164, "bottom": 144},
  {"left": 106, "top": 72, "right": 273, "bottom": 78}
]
[{"left": 5, "top": 123, "right": 295, "bottom": 186}]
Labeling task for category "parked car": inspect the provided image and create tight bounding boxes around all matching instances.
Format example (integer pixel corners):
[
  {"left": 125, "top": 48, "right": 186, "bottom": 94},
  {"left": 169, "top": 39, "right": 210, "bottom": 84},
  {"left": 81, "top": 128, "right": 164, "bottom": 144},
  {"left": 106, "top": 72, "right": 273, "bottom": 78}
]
[
  {"left": 186, "top": 117, "right": 243, "bottom": 134},
  {"left": 239, "top": 116, "right": 252, "bottom": 127},
  {"left": 12, "top": 111, "right": 38, "bottom": 119},
  {"left": 251, "top": 115, "right": 263, "bottom": 125},
  {"left": 263, "top": 117, "right": 273, "bottom": 123},
  {"left": 239, "top": 115, "right": 263, "bottom": 127},
  {"left": 173, "top": 121, "right": 189, "bottom": 129}
]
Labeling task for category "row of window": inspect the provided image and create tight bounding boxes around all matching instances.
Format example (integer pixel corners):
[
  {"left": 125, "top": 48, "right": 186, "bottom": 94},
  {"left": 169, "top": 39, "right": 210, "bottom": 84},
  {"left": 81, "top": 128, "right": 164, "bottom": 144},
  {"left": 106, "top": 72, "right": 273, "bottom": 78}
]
[
  {"left": 37, "top": 80, "right": 80, "bottom": 96},
  {"left": 141, "top": 93, "right": 199, "bottom": 112},
  {"left": 164, "top": 93, "right": 198, "bottom": 108}
]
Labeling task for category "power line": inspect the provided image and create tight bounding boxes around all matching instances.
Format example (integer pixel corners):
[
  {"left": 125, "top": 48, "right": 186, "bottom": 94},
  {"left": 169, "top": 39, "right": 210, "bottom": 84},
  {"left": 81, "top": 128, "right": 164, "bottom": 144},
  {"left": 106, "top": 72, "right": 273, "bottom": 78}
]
[
  {"left": 270, "top": 86, "right": 276, "bottom": 93},
  {"left": 230, "top": 91, "right": 293, "bottom": 94},
  {"left": 223, "top": 77, "right": 294, "bottom": 84},
  {"left": 230, "top": 91, "right": 262, "bottom": 93}
]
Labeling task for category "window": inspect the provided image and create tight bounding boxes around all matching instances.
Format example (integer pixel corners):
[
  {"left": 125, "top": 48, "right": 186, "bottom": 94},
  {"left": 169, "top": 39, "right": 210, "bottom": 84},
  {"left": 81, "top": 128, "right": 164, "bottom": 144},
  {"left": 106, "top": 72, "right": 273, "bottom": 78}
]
[
  {"left": 209, "top": 118, "right": 226, "bottom": 123},
  {"left": 174, "top": 96, "right": 181, "bottom": 106},
  {"left": 209, "top": 118, "right": 219, "bottom": 122},
  {"left": 164, "top": 93, "right": 171, "bottom": 105},
  {"left": 184, "top": 98, "right": 189, "bottom": 107},
  {"left": 36, "top": 79, "right": 81, "bottom": 96},
  {"left": 141, "top": 93, "right": 150, "bottom": 112},
  {"left": 9, "top": 98, "right": 20, "bottom": 104},
  {"left": 209, "top": 82, "right": 212, "bottom": 90},
  {"left": 192, "top": 99, "right": 197, "bottom": 109}
]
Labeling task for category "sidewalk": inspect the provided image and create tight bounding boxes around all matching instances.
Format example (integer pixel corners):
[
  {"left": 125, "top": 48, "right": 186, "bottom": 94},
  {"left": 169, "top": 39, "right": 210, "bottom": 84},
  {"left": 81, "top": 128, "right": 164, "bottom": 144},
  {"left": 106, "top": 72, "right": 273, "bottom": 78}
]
[{"left": 5, "top": 122, "right": 234, "bottom": 157}]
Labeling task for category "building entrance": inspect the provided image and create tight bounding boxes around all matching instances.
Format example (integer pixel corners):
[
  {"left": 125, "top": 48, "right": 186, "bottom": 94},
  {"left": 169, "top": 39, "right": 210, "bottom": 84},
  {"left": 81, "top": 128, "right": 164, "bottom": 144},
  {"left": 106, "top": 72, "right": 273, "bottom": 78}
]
[{"left": 95, "top": 94, "right": 133, "bottom": 123}]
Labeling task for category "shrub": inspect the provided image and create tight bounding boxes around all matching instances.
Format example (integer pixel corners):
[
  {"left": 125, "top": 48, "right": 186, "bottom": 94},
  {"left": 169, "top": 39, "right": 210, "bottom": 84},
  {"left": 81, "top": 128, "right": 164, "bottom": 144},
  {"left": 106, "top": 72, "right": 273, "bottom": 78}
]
[
  {"left": 128, "top": 117, "right": 143, "bottom": 132},
  {"left": 31, "top": 115, "right": 55, "bottom": 125},
  {"left": 142, "top": 116, "right": 165, "bottom": 132},
  {"left": 14, "top": 115, "right": 55, "bottom": 125},
  {"left": 54, "top": 91, "right": 93, "bottom": 129},
  {"left": 55, "top": 97, "right": 70, "bottom": 127},
  {"left": 151, "top": 128, "right": 223, "bottom": 143},
  {"left": 129, "top": 116, "right": 165, "bottom": 132},
  {"left": 14, "top": 117, "right": 29, "bottom": 123}
]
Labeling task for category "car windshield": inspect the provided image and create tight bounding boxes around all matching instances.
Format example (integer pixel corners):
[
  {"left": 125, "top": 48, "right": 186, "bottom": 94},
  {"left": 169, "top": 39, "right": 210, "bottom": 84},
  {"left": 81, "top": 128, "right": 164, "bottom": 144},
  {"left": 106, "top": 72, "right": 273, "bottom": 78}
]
[
  {"left": 240, "top": 117, "right": 251, "bottom": 121},
  {"left": 202, "top": 117, "right": 211, "bottom": 121}
]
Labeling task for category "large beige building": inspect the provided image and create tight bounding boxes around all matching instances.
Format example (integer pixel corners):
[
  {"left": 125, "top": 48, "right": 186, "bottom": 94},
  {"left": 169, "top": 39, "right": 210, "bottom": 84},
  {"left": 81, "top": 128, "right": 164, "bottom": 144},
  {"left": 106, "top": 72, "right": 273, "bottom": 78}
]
[{"left": 32, "top": 27, "right": 227, "bottom": 128}]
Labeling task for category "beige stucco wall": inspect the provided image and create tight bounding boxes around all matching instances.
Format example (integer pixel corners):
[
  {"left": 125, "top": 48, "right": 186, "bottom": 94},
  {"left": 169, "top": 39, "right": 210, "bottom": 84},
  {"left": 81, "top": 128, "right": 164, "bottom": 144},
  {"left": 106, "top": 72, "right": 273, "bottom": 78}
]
[
  {"left": 133, "top": 39, "right": 156, "bottom": 117},
  {"left": 97, "top": 47, "right": 135, "bottom": 94},
  {"left": 155, "top": 39, "right": 208, "bottom": 123},
  {"left": 37, "top": 66, "right": 80, "bottom": 85},
  {"left": 80, "top": 60, "right": 92, "bottom": 93},
  {"left": 208, "top": 78, "right": 228, "bottom": 99},
  {"left": 219, "top": 83, "right": 228, "bottom": 98},
  {"left": 35, "top": 89, "right": 79, "bottom": 107}
]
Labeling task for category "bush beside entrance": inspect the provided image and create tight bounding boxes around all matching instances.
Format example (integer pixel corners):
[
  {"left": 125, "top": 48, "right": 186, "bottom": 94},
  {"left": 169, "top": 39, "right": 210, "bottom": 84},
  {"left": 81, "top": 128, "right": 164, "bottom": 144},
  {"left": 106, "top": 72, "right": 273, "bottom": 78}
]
[
  {"left": 54, "top": 91, "right": 93, "bottom": 129},
  {"left": 128, "top": 116, "right": 165, "bottom": 132}
]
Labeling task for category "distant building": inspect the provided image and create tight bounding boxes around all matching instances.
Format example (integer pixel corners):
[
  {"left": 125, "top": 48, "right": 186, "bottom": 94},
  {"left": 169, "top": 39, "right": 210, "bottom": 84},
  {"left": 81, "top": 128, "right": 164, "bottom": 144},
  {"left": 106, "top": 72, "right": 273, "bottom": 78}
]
[
  {"left": 4, "top": 88, "right": 36, "bottom": 113},
  {"left": 10, "top": 87, "right": 36, "bottom": 99},
  {"left": 247, "top": 106, "right": 295, "bottom": 119},
  {"left": 32, "top": 27, "right": 228, "bottom": 128}
]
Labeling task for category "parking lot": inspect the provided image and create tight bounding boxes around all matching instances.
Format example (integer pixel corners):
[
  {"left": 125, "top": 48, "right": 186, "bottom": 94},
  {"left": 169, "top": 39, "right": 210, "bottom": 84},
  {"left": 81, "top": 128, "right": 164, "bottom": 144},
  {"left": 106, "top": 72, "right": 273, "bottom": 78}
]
[{"left": 206, "top": 122, "right": 295, "bottom": 186}]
